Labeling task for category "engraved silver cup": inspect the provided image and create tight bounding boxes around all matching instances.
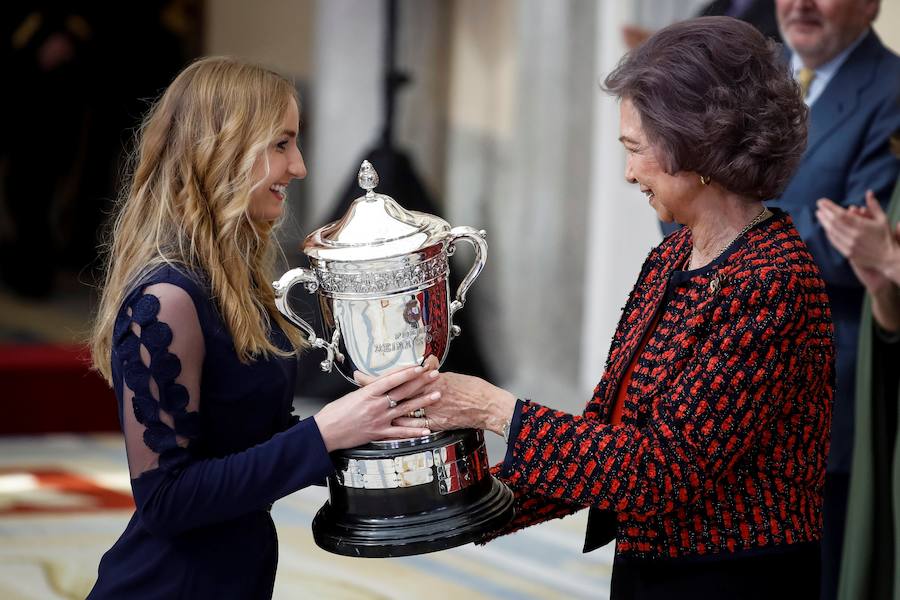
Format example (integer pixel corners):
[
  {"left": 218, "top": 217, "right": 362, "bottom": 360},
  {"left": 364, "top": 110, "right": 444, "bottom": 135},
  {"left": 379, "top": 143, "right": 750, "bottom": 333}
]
[
  {"left": 273, "top": 161, "right": 512, "bottom": 558},
  {"left": 273, "top": 160, "right": 487, "bottom": 384}
]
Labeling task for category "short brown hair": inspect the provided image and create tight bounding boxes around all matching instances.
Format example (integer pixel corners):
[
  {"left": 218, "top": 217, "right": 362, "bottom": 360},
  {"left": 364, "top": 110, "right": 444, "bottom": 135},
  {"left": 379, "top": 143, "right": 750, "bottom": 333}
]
[{"left": 603, "top": 17, "right": 807, "bottom": 200}]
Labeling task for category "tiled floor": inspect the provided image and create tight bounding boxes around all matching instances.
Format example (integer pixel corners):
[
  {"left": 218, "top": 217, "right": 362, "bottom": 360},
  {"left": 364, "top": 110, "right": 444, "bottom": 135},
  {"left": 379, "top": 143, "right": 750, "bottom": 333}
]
[{"left": 0, "top": 433, "right": 614, "bottom": 599}]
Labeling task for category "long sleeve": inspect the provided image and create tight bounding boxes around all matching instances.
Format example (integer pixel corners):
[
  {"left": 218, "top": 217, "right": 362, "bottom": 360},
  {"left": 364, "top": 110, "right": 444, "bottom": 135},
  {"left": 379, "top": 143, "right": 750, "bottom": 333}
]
[
  {"left": 478, "top": 400, "right": 584, "bottom": 543},
  {"left": 113, "top": 283, "right": 333, "bottom": 538},
  {"left": 499, "top": 268, "right": 830, "bottom": 520},
  {"left": 480, "top": 480, "right": 584, "bottom": 543}
]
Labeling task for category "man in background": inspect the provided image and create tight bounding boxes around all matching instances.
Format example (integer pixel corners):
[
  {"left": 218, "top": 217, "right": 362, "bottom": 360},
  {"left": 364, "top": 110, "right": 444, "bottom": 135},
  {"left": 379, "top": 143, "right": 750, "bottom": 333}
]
[
  {"left": 623, "top": 0, "right": 780, "bottom": 51},
  {"left": 773, "top": 1, "right": 900, "bottom": 598}
]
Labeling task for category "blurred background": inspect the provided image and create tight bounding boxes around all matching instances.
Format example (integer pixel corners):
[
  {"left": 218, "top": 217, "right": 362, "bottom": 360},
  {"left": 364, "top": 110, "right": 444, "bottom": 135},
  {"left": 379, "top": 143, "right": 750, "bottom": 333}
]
[{"left": 0, "top": 1, "right": 898, "bottom": 598}]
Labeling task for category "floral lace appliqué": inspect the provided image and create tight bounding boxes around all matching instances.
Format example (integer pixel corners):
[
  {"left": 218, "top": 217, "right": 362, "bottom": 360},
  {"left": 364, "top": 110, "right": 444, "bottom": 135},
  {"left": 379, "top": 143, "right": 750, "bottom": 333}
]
[{"left": 117, "top": 292, "right": 200, "bottom": 471}]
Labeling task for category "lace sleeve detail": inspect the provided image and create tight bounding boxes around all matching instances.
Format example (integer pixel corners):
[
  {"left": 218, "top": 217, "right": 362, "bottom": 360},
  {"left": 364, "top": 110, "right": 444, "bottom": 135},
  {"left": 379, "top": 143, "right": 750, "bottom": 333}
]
[
  {"left": 110, "top": 281, "right": 334, "bottom": 538},
  {"left": 114, "top": 283, "right": 204, "bottom": 479}
]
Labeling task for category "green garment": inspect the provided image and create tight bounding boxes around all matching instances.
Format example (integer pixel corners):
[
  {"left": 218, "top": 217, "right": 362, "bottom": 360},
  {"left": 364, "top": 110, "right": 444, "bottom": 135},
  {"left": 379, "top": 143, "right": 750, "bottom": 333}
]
[{"left": 839, "top": 176, "right": 900, "bottom": 600}]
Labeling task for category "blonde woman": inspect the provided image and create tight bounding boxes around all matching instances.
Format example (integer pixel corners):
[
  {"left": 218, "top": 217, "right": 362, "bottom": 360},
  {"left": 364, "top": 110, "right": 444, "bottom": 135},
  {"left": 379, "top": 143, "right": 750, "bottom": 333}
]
[{"left": 86, "top": 57, "right": 438, "bottom": 599}]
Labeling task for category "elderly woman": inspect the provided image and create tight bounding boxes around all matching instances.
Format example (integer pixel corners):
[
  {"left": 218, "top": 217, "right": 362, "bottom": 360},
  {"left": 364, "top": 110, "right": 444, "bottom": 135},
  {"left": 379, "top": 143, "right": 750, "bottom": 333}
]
[{"left": 392, "top": 17, "right": 834, "bottom": 599}]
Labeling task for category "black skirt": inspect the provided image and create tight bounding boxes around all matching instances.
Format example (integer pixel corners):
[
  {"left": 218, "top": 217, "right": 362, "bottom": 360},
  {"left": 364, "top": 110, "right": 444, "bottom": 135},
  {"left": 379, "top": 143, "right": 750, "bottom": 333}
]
[{"left": 610, "top": 542, "right": 820, "bottom": 600}]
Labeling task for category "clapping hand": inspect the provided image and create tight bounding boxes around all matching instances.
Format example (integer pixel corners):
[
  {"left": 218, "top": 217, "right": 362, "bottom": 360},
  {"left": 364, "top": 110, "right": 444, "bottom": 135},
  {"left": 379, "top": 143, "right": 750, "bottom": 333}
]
[{"left": 816, "top": 190, "right": 900, "bottom": 294}]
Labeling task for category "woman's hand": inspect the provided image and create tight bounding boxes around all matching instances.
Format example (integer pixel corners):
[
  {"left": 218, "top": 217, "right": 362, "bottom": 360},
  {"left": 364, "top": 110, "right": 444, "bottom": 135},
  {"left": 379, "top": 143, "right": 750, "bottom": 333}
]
[
  {"left": 314, "top": 365, "right": 441, "bottom": 452},
  {"left": 355, "top": 359, "right": 517, "bottom": 437},
  {"left": 355, "top": 356, "right": 516, "bottom": 435},
  {"left": 412, "top": 371, "right": 518, "bottom": 436}
]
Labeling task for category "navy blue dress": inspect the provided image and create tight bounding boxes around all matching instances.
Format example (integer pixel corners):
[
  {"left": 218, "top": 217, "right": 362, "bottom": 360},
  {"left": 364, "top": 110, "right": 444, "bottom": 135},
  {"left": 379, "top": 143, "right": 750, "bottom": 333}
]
[{"left": 88, "top": 265, "right": 334, "bottom": 599}]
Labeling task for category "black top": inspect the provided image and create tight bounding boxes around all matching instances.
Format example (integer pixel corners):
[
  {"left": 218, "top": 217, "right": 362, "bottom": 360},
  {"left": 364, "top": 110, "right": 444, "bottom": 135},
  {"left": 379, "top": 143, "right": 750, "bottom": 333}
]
[{"left": 88, "top": 265, "right": 334, "bottom": 599}]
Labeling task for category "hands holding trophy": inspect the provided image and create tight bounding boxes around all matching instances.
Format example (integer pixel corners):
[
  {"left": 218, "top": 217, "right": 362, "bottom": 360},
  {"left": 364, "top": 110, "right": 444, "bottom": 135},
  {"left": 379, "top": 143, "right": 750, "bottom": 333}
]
[{"left": 273, "top": 161, "right": 514, "bottom": 557}]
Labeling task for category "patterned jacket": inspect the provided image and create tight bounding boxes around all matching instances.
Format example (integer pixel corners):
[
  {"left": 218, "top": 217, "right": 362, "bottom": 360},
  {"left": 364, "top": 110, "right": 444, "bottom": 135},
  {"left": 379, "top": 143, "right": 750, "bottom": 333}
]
[{"left": 495, "top": 210, "right": 834, "bottom": 559}]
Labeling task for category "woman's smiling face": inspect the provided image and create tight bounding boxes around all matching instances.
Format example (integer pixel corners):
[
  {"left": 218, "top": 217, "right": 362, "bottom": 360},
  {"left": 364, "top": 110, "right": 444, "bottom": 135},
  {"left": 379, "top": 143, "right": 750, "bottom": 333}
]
[
  {"left": 249, "top": 97, "right": 307, "bottom": 223},
  {"left": 619, "top": 98, "right": 697, "bottom": 224}
]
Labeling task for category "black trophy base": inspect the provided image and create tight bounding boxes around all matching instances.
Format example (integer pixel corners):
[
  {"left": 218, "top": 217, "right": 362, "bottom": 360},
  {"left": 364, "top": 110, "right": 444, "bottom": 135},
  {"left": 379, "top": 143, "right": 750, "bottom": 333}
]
[
  {"left": 312, "top": 429, "right": 514, "bottom": 558},
  {"left": 312, "top": 476, "right": 514, "bottom": 558}
]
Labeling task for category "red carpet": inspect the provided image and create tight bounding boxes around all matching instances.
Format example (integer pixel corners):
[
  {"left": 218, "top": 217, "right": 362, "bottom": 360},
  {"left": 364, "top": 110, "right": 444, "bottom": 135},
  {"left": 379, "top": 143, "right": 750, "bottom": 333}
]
[
  {"left": 0, "top": 344, "right": 119, "bottom": 434},
  {"left": 0, "top": 468, "right": 134, "bottom": 514}
]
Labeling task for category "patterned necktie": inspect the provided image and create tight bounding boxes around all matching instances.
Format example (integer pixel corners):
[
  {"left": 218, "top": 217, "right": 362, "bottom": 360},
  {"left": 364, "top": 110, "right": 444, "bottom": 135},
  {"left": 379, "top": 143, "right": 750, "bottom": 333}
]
[{"left": 797, "top": 67, "right": 816, "bottom": 98}]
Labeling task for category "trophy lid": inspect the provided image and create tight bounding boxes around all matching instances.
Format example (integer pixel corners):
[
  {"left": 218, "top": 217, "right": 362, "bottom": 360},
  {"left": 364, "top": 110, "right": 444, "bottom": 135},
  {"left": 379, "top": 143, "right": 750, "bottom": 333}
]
[{"left": 303, "top": 161, "right": 451, "bottom": 262}]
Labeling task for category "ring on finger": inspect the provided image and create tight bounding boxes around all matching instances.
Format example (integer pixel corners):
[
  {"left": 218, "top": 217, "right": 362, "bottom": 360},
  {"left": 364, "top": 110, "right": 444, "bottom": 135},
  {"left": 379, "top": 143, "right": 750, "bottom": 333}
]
[
  {"left": 386, "top": 394, "right": 397, "bottom": 409},
  {"left": 424, "top": 417, "right": 431, "bottom": 430},
  {"left": 408, "top": 407, "right": 426, "bottom": 419}
]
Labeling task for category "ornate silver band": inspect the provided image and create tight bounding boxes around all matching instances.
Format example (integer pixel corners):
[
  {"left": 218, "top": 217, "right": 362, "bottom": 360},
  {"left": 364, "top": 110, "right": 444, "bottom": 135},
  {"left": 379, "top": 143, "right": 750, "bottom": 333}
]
[
  {"left": 313, "top": 251, "right": 449, "bottom": 297},
  {"left": 334, "top": 439, "right": 489, "bottom": 495}
]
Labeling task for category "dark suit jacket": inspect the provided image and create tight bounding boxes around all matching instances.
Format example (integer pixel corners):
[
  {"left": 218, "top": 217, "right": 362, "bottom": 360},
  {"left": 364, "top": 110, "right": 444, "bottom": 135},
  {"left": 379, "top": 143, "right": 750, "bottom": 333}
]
[
  {"left": 776, "top": 30, "right": 900, "bottom": 473},
  {"left": 699, "top": 0, "right": 781, "bottom": 42}
]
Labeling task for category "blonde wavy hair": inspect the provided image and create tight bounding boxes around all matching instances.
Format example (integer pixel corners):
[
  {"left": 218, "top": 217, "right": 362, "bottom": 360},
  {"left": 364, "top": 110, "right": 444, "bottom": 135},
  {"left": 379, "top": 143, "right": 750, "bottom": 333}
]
[{"left": 91, "top": 56, "right": 305, "bottom": 383}]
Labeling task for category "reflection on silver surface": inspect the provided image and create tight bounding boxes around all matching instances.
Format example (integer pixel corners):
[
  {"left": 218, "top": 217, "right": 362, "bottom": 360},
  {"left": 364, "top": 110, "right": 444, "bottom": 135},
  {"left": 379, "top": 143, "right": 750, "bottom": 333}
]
[
  {"left": 333, "top": 294, "right": 426, "bottom": 375},
  {"left": 334, "top": 434, "right": 489, "bottom": 493},
  {"left": 368, "top": 431, "right": 449, "bottom": 449},
  {"left": 325, "top": 281, "right": 447, "bottom": 381},
  {"left": 273, "top": 160, "right": 487, "bottom": 384}
]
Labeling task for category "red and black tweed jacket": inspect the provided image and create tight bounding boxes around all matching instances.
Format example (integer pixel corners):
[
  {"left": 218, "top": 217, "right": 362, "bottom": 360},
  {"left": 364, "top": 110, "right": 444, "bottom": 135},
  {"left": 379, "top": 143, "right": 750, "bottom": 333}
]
[{"left": 495, "top": 210, "right": 834, "bottom": 560}]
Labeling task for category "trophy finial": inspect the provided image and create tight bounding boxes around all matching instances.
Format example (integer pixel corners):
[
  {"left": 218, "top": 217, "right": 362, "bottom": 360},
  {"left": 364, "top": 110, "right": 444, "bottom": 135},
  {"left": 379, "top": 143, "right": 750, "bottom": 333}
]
[{"left": 358, "top": 160, "right": 379, "bottom": 197}]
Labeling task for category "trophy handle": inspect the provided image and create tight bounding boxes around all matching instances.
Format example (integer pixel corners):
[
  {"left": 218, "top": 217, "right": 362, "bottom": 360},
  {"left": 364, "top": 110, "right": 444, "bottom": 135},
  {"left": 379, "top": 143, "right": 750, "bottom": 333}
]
[
  {"left": 446, "top": 226, "right": 488, "bottom": 339},
  {"left": 273, "top": 268, "right": 344, "bottom": 372}
]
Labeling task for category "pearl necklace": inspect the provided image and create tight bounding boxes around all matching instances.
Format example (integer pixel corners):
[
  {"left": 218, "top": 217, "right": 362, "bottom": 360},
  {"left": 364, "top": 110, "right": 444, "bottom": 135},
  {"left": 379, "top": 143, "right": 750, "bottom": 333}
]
[{"left": 689, "top": 206, "right": 772, "bottom": 270}]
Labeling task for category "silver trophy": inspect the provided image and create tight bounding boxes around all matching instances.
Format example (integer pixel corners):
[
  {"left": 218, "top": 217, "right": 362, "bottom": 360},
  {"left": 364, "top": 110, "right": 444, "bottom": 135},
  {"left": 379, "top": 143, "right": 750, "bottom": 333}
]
[
  {"left": 274, "top": 160, "right": 487, "bottom": 382},
  {"left": 273, "top": 161, "right": 513, "bottom": 558}
]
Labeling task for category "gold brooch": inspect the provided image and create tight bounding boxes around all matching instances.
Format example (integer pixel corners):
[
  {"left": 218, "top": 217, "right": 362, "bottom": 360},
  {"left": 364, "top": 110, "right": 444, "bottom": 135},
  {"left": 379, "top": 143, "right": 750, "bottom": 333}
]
[{"left": 708, "top": 275, "right": 729, "bottom": 294}]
